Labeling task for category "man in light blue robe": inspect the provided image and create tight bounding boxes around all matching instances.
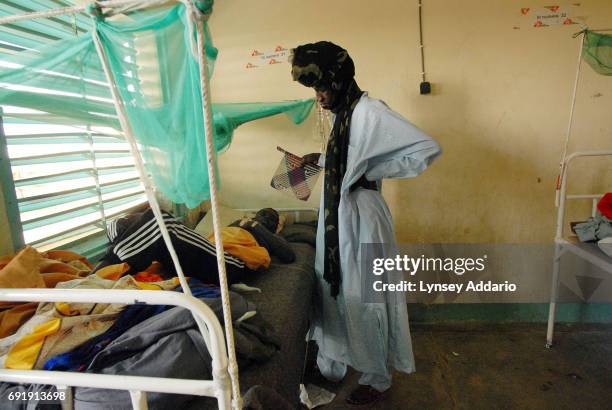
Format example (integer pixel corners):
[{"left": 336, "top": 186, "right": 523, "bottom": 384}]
[{"left": 291, "top": 41, "right": 441, "bottom": 405}]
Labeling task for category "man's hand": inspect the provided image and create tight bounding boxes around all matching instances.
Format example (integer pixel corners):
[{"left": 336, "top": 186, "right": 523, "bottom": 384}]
[{"left": 301, "top": 152, "right": 321, "bottom": 166}]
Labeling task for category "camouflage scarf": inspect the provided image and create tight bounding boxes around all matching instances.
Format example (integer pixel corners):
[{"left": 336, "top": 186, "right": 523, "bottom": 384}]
[
  {"left": 321, "top": 80, "right": 363, "bottom": 297},
  {"left": 290, "top": 41, "right": 363, "bottom": 297}
]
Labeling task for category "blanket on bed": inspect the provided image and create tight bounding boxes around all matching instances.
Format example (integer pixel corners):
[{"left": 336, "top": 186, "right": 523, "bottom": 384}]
[{"left": 0, "top": 286, "right": 279, "bottom": 410}]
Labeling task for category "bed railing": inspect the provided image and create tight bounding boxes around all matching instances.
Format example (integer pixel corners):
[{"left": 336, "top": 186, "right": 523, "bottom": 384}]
[
  {"left": 237, "top": 207, "right": 319, "bottom": 224},
  {"left": 547, "top": 149, "right": 612, "bottom": 347},
  {"left": 554, "top": 150, "right": 612, "bottom": 239},
  {"left": 0, "top": 288, "right": 232, "bottom": 410}
]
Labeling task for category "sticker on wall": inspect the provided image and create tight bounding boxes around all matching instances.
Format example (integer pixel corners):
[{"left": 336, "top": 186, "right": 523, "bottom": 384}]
[
  {"left": 245, "top": 45, "right": 288, "bottom": 69},
  {"left": 520, "top": 5, "right": 579, "bottom": 28}
]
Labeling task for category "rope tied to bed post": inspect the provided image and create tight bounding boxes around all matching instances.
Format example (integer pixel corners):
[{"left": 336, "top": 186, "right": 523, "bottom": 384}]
[{"left": 185, "top": 1, "right": 242, "bottom": 409}]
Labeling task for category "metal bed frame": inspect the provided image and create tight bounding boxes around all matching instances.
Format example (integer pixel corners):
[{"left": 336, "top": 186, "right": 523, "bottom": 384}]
[
  {"left": 0, "top": 1, "right": 241, "bottom": 409},
  {"left": 0, "top": 288, "right": 231, "bottom": 409},
  {"left": 546, "top": 150, "right": 612, "bottom": 348}
]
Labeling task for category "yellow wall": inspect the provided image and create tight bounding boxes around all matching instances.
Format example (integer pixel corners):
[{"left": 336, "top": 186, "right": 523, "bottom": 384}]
[{"left": 209, "top": 0, "right": 612, "bottom": 244}]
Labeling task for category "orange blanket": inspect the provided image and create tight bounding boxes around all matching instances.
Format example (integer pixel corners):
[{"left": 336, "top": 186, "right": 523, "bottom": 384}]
[
  {"left": 208, "top": 227, "right": 271, "bottom": 270},
  {"left": 0, "top": 247, "right": 89, "bottom": 338}
]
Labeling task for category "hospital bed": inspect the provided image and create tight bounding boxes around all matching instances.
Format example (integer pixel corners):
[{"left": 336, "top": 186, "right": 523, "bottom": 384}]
[
  {"left": 546, "top": 150, "right": 612, "bottom": 347},
  {"left": 0, "top": 209, "right": 318, "bottom": 409}
]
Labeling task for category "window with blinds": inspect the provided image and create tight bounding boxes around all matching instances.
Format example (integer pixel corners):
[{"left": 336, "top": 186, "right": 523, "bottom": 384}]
[{"left": 0, "top": 1, "right": 146, "bottom": 257}]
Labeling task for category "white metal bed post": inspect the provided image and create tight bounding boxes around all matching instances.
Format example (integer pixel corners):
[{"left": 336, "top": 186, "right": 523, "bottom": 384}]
[
  {"left": 555, "top": 31, "right": 585, "bottom": 207},
  {"left": 548, "top": 30, "right": 585, "bottom": 348},
  {"left": 547, "top": 155, "right": 570, "bottom": 347},
  {"left": 90, "top": 15, "right": 192, "bottom": 296},
  {"left": 187, "top": 2, "right": 242, "bottom": 409},
  {"left": 92, "top": 24, "right": 181, "bottom": 410},
  {"left": 0, "top": 2, "right": 234, "bottom": 409},
  {"left": 89, "top": 7, "right": 230, "bottom": 410}
]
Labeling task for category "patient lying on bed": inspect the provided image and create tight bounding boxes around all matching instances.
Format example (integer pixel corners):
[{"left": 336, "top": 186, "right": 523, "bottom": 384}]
[
  {"left": 208, "top": 208, "right": 296, "bottom": 271},
  {"left": 96, "top": 206, "right": 295, "bottom": 288}
]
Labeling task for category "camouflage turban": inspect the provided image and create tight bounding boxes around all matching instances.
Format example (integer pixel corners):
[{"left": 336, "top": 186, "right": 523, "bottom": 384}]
[{"left": 290, "top": 41, "right": 355, "bottom": 91}]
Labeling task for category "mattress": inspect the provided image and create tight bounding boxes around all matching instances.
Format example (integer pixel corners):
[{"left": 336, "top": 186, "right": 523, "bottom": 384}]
[{"left": 238, "top": 240, "right": 316, "bottom": 406}]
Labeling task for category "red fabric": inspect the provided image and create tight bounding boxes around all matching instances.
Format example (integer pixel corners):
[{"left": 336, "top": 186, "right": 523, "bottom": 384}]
[
  {"left": 134, "top": 262, "right": 165, "bottom": 282},
  {"left": 597, "top": 193, "right": 612, "bottom": 219},
  {"left": 134, "top": 271, "right": 163, "bottom": 282}
]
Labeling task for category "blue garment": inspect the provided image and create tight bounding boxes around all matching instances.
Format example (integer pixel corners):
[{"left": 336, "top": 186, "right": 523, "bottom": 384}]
[
  {"left": 309, "top": 93, "right": 441, "bottom": 384},
  {"left": 43, "top": 278, "right": 220, "bottom": 371}
]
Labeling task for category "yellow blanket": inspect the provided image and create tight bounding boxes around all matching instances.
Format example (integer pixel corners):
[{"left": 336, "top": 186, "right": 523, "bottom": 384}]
[{"left": 208, "top": 227, "right": 271, "bottom": 270}]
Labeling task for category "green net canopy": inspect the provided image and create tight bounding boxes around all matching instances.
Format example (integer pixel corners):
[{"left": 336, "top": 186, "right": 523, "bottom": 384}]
[
  {"left": 583, "top": 30, "right": 612, "bottom": 76},
  {"left": 0, "top": 2, "right": 314, "bottom": 208},
  {"left": 213, "top": 100, "right": 314, "bottom": 152}
]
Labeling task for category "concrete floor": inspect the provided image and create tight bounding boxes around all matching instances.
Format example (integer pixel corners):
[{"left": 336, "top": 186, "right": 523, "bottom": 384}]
[{"left": 303, "top": 323, "right": 612, "bottom": 409}]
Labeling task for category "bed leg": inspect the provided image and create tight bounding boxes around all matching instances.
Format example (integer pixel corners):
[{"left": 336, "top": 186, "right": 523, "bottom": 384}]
[
  {"left": 129, "top": 390, "right": 148, "bottom": 410},
  {"left": 57, "top": 385, "right": 72, "bottom": 410},
  {"left": 546, "top": 244, "right": 562, "bottom": 348},
  {"left": 216, "top": 386, "right": 232, "bottom": 410}
]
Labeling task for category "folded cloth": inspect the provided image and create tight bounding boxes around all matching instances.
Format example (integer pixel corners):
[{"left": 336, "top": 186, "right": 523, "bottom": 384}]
[{"left": 573, "top": 212, "right": 612, "bottom": 242}]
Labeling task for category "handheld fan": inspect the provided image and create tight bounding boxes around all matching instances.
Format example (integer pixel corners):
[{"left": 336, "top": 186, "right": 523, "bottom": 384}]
[{"left": 270, "top": 146, "right": 322, "bottom": 201}]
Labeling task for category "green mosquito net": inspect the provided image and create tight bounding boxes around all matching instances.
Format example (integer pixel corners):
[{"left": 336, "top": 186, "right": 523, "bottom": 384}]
[
  {"left": 583, "top": 30, "right": 612, "bottom": 75},
  {"left": 0, "top": 2, "right": 314, "bottom": 208}
]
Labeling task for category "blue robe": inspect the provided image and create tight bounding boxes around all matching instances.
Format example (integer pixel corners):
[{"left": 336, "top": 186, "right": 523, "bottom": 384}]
[{"left": 309, "top": 93, "right": 441, "bottom": 378}]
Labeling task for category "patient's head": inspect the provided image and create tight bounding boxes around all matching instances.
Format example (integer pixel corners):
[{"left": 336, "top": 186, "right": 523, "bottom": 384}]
[{"left": 254, "top": 208, "right": 280, "bottom": 232}]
